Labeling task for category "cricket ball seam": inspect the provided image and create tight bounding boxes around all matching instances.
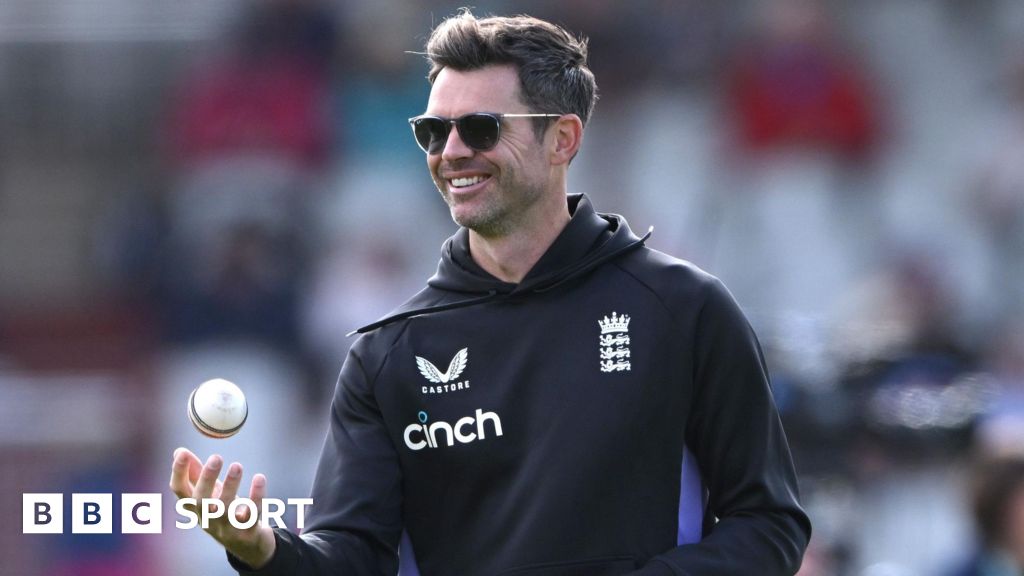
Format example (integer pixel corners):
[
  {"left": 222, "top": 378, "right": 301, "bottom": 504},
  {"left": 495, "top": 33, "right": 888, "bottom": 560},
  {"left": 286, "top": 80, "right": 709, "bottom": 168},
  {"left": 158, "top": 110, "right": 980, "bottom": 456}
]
[{"left": 188, "top": 387, "right": 248, "bottom": 438}]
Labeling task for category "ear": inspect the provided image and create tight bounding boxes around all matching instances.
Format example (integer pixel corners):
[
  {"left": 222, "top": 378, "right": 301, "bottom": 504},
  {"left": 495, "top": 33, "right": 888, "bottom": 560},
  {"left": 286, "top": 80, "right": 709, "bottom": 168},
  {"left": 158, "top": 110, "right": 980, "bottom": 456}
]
[{"left": 549, "top": 114, "right": 584, "bottom": 166}]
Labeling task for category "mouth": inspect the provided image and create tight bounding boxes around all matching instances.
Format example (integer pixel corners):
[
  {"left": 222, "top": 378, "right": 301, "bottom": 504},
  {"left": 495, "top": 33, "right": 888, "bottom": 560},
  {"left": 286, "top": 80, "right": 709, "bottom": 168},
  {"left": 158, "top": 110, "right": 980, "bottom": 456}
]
[{"left": 445, "top": 174, "right": 492, "bottom": 195}]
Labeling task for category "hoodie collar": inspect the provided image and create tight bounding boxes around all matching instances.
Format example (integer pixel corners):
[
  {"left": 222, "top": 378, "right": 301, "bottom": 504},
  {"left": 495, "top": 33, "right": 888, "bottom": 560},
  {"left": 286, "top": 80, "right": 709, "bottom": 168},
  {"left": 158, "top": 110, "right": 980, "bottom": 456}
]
[
  {"left": 431, "top": 193, "right": 622, "bottom": 294},
  {"left": 350, "top": 194, "right": 649, "bottom": 335}
]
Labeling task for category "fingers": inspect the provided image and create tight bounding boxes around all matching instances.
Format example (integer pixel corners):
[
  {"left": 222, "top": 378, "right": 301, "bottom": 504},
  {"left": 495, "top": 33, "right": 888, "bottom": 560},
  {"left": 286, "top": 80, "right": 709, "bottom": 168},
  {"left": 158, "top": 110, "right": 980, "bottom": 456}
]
[
  {"left": 184, "top": 450, "right": 204, "bottom": 483},
  {"left": 170, "top": 448, "right": 202, "bottom": 498},
  {"left": 193, "top": 454, "right": 223, "bottom": 500},
  {"left": 169, "top": 451, "right": 271, "bottom": 533},
  {"left": 220, "top": 462, "right": 244, "bottom": 504},
  {"left": 172, "top": 447, "right": 203, "bottom": 484},
  {"left": 235, "top": 473, "right": 266, "bottom": 526},
  {"left": 249, "top": 474, "right": 267, "bottom": 509}
]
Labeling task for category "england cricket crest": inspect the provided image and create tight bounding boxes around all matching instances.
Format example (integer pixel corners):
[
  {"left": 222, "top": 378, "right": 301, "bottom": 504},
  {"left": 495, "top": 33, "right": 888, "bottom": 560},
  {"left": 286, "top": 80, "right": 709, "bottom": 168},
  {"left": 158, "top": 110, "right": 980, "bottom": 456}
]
[{"left": 598, "top": 311, "right": 631, "bottom": 372}]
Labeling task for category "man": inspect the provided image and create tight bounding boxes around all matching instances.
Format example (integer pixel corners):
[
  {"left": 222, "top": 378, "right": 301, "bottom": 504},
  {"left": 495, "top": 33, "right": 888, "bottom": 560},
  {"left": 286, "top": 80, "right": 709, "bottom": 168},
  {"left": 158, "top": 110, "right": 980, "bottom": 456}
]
[{"left": 170, "top": 10, "right": 811, "bottom": 575}]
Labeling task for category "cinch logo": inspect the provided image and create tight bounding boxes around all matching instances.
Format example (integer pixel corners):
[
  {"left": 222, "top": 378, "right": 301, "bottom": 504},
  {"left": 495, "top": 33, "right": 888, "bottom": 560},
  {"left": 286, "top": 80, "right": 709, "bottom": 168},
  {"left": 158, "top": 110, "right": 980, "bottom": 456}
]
[{"left": 403, "top": 408, "right": 503, "bottom": 451}]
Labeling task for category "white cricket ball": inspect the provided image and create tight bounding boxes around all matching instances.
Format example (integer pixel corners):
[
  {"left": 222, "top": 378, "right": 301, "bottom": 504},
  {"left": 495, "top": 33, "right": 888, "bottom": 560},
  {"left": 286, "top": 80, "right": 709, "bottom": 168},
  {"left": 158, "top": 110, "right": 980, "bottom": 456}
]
[{"left": 188, "top": 378, "right": 248, "bottom": 438}]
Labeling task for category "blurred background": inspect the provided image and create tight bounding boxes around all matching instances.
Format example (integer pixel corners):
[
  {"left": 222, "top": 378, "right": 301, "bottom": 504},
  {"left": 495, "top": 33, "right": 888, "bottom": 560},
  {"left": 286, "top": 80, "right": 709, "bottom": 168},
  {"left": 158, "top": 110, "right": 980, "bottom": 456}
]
[{"left": 2, "top": 0, "right": 1024, "bottom": 574}]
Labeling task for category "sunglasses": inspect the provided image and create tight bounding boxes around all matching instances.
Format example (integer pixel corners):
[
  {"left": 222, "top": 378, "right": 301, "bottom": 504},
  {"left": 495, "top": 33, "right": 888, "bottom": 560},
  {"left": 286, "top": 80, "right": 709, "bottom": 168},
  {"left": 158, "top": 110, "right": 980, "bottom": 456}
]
[{"left": 408, "top": 112, "right": 563, "bottom": 154}]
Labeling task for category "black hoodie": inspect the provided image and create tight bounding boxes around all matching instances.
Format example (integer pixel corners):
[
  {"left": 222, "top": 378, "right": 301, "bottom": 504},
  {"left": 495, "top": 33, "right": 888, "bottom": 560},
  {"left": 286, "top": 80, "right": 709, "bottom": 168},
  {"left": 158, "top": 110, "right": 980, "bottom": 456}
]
[{"left": 232, "top": 194, "right": 810, "bottom": 576}]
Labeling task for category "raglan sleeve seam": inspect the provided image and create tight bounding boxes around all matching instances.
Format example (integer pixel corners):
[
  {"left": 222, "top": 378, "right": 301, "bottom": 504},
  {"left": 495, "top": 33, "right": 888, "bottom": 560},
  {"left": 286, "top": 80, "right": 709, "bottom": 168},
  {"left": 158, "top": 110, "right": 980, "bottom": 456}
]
[
  {"left": 609, "top": 259, "right": 710, "bottom": 339},
  {"left": 361, "top": 293, "right": 450, "bottom": 392}
]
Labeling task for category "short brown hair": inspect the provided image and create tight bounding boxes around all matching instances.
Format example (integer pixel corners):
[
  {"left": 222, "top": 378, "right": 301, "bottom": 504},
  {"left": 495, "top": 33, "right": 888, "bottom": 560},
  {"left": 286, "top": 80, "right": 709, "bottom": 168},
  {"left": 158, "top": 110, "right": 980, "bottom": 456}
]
[{"left": 423, "top": 10, "right": 597, "bottom": 129}]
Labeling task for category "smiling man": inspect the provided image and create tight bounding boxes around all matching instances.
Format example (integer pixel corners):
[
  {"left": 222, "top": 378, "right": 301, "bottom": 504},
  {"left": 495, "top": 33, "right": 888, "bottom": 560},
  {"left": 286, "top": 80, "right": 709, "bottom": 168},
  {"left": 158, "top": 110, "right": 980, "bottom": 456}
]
[
  {"left": 419, "top": 63, "right": 575, "bottom": 281},
  {"left": 170, "top": 10, "right": 811, "bottom": 575}
]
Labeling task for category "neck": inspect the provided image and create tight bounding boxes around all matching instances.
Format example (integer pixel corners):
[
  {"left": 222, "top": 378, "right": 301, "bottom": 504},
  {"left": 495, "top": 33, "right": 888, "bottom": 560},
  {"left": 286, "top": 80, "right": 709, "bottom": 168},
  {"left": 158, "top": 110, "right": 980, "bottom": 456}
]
[{"left": 468, "top": 193, "right": 571, "bottom": 283}]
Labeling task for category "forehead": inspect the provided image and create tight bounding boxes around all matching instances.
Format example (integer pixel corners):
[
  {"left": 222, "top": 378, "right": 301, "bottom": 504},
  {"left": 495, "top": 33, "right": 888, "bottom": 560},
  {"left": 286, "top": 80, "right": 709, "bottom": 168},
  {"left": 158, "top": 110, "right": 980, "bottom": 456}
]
[{"left": 425, "top": 65, "right": 524, "bottom": 116}]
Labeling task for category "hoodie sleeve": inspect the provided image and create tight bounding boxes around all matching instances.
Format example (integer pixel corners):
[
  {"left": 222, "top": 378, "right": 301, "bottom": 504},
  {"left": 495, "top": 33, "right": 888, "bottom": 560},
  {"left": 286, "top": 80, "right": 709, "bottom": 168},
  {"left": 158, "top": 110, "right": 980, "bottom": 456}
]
[
  {"left": 633, "top": 278, "right": 811, "bottom": 576},
  {"left": 228, "top": 344, "right": 403, "bottom": 576}
]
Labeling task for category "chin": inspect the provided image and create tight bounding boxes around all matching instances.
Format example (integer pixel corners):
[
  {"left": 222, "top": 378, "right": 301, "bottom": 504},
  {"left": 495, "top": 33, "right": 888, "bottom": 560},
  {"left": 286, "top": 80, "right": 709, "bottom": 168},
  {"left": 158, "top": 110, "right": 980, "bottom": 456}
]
[
  {"left": 450, "top": 207, "right": 483, "bottom": 229},
  {"left": 448, "top": 196, "right": 480, "bottom": 219},
  {"left": 450, "top": 208, "right": 481, "bottom": 229}
]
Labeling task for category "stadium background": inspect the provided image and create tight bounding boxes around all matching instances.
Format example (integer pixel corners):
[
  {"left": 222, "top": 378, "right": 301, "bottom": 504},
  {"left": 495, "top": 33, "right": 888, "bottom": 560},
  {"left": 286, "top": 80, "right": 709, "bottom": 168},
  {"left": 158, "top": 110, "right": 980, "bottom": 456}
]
[{"left": 2, "top": 0, "right": 1024, "bottom": 574}]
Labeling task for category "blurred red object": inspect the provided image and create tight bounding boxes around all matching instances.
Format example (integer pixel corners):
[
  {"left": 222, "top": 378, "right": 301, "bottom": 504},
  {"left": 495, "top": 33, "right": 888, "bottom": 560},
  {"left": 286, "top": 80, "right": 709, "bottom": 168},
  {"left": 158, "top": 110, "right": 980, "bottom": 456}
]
[
  {"left": 726, "top": 1, "right": 879, "bottom": 159},
  {"left": 167, "top": 54, "right": 331, "bottom": 168}
]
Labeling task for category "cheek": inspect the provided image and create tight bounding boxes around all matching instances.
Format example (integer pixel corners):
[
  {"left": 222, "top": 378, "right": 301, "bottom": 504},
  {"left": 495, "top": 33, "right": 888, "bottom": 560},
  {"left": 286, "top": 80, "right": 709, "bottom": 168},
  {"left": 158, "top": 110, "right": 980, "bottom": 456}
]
[
  {"left": 491, "top": 144, "right": 540, "bottom": 182},
  {"left": 426, "top": 158, "right": 445, "bottom": 186},
  {"left": 494, "top": 124, "right": 540, "bottom": 161}
]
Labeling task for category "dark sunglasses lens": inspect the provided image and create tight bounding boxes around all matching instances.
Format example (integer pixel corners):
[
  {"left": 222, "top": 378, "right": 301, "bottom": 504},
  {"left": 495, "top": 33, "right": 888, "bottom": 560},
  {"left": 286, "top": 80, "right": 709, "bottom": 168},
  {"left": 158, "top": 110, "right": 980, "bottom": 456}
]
[
  {"left": 413, "top": 118, "right": 448, "bottom": 153},
  {"left": 458, "top": 114, "right": 500, "bottom": 151}
]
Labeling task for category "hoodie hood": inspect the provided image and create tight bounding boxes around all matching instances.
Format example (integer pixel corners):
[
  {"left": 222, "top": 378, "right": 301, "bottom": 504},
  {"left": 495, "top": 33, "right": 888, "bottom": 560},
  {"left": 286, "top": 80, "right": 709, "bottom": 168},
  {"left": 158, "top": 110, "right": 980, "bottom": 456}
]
[{"left": 351, "top": 193, "right": 650, "bottom": 335}]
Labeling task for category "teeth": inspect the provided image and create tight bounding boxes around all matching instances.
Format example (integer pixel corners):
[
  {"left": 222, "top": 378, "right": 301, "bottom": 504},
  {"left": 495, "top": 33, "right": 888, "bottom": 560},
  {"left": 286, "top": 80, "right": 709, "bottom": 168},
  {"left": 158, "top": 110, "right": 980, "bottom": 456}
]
[{"left": 450, "top": 176, "right": 486, "bottom": 188}]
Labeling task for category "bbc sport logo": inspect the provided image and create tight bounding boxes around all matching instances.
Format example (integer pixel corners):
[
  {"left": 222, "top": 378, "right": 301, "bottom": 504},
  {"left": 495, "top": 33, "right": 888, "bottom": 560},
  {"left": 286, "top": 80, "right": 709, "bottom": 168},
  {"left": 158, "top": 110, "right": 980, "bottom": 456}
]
[{"left": 23, "top": 493, "right": 312, "bottom": 534}]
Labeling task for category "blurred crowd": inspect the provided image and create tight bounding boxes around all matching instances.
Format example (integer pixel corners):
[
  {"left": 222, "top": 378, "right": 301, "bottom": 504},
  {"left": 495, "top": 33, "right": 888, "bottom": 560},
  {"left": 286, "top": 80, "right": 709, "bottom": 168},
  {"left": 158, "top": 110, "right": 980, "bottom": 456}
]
[{"left": 2, "top": 0, "right": 1024, "bottom": 575}]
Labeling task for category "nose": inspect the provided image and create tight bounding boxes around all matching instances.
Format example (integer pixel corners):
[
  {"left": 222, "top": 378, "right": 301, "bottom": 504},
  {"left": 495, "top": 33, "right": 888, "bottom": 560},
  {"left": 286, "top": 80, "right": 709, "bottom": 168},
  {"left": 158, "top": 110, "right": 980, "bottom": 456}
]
[{"left": 440, "top": 123, "right": 474, "bottom": 162}]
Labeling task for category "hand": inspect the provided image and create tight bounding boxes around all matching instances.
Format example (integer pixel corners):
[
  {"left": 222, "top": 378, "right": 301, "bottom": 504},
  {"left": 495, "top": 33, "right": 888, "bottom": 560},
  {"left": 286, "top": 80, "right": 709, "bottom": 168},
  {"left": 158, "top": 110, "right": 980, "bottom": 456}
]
[{"left": 169, "top": 447, "right": 277, "bottom": 569}]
